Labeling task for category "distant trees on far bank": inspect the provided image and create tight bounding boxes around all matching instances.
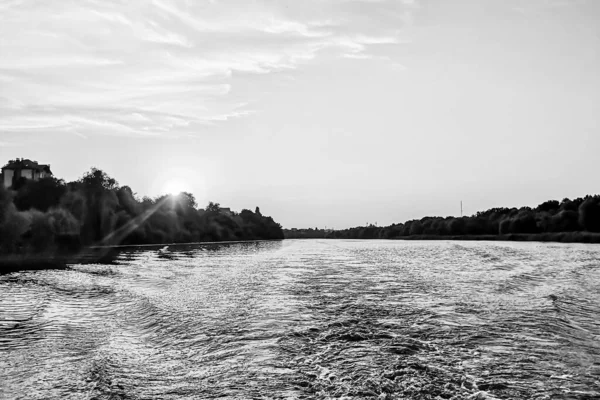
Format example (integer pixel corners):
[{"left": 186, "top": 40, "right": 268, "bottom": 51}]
[
  {"left": 0, "top": 168, "right": 283, "bottom": 257},
  {"left": 284, "top": 196, "right": 600, "bottom": 242}
]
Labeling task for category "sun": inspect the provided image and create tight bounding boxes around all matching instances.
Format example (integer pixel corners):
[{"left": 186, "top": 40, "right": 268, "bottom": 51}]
[{"left": 163, "top": 179, "right": 190, "bottom": 195}]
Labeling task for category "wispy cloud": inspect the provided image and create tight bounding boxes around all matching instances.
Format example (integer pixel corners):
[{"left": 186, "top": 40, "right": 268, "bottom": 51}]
[{"left": 0, "top": 0, "right": 414, "bottom": 137}]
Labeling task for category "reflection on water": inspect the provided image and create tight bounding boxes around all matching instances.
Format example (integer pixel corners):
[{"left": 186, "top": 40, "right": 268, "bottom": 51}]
[{"left": 1, "top": 240, "right": 599, "bottom": 399}]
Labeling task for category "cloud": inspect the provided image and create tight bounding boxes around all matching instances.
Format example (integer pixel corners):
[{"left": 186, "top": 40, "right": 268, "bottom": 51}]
[{"left": 0, "top": 0, "right": 415, "bottom": 138}]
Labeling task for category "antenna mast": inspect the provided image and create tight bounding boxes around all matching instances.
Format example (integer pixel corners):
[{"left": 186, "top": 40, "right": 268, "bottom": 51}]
[{"left": 460, "top": 201, "right": 463, "bottom": 217}]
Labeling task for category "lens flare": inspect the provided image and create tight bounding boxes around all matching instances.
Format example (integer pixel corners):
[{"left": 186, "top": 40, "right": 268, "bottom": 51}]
[{"left": 163, "top": 180, "right": 189, "bottom": 195}]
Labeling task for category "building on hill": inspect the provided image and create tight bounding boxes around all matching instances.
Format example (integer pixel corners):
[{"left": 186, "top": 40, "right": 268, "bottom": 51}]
[{"left": 1, "top": 158, "right": 53, "bottom": 188}]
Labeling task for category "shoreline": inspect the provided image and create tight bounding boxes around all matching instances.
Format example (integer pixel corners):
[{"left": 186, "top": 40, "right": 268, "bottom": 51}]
[
  {"left": 391, "top": 232, "right": 600, "bottom": 243},
  {"left": 0, "top": 239, "right": 284, "bottom": 274},
  {"left": 285, "top": 232, "right": 600, "bottom": 244},
  {"left": 89, "top": 238, "right": 281, "bottom": 249}
]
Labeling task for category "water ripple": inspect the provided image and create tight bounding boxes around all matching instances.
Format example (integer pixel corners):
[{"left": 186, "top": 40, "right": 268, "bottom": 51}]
[{"left": 1, "top": 240, "right": 599, "bottom": 399}]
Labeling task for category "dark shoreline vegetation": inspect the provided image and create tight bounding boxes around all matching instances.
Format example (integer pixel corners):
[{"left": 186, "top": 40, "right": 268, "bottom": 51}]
[
  {"left": 0, "top": 167, "right": 284, "bottom": 271},
  {"left": 285, "top": 196, "right": 600, "bottom": 243}
]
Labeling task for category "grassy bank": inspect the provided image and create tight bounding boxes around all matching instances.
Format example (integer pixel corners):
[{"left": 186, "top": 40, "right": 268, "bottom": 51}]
[
  {"left": 285, "top": 232, "right": 600, "bottom": 244},
  {"left": 392, "top": 231, "right": 600, "bottom": 243}
]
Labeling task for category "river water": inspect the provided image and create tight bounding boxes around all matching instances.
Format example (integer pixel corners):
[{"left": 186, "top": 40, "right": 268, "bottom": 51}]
[{"left": 1, "top": 239, "right": 599, "bottom": 399}]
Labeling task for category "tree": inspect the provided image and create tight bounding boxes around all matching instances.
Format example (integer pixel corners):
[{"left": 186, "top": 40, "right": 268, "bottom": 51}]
[
  {"left": 511, "top": 212, "right": 538, "bottom": 234},
  {"left": 536, "top": 200, "right": 559, "bottom": 213},
  {"left": 79, "top": 168, "right": 119, "bottom": 191},
  {"left": 579, "top": 199, "right": 600, "bottom": 232},
  {"left": 560, "top": 198, "right": 577, "bottom": 212},
  {"left": 447, "top": 218, "right": 466, "bottom": 235},
  {"left": 116, "top": 186, "right": 141, "bottom": 216},
  {"left": 206, "top": 202, "right": 221, "bottom": 212},
  {"left": 179, "top": 192, "right": 198, "bottom": 209},
  {"left": 499, "top": 218, "right": 511, "bottom": 235},
  {"left": 549, "top": 210, "right": 579, "bottom": 232},
  {"left": 408, "top": 220, "right": 423, "bottom": 235},
  {"left": 14, "top": 177, "right": 66, "bottom": 212}
]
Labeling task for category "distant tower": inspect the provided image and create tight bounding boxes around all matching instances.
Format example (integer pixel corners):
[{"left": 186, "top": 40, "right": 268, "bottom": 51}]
[{"left": 460, "top": 201, "right": 463, "bottom": 217}]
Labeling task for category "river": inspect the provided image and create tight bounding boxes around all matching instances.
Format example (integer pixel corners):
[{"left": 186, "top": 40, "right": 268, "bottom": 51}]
[{"left": 1, "top": 240, "right": 599, "bottom": 399}]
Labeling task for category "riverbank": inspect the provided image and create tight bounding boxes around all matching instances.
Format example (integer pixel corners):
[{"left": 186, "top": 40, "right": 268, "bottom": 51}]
[
  {"left": 284, "top": 231, "right": 600, "bottom": 243},
  {"left": 0, "top": 249, "right": 118, "bottom": 274},
  {"left": 287, "top": 196, "right": 600, "bottom": 242},
  {"left": 392, "top": 231, "right": 600, "bottom": 243},
  {"left": 0, "top": 239, "right": 284, "bottom": 274}
]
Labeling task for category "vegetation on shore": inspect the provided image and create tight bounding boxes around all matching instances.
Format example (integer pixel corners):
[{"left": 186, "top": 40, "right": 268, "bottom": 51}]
[
  {"left": 284, "top": 196, "right": 600, "bottom": 243},
  {"left": 0, "top": 167, "right": 284, "bottom": 264}
]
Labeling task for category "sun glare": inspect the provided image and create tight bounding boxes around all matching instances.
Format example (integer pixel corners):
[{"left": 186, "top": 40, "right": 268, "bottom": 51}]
[{"left": 163, "top": 180, "right": 189, "bottom": 195}]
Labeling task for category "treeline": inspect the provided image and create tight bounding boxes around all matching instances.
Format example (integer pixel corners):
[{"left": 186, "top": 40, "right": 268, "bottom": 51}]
[
  {"left": 285, "top": 197, "right": 600, "bottom": 243},
  {"left": 284, "top": 228, "right": 331, "bottom": 239},
  {"left": 0, "top": 168, "right": 283, "bottom": 256}
]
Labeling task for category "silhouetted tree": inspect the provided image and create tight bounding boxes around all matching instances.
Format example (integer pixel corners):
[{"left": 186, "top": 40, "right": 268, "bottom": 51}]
[
  {"left": 79, "top": 167, "right": 119, "bottom": 191},
  {"left": 289, "top": 196, "right": 600, "bottom": 241},
  {"left": 206, "top": 202, "right": 221, "bottom": 213},
  {"left": 536, "top": 200, "right": 560, "bottom": 213},
  {"left": 14, "top": 177, "right": 66, "bottom": 212},
  {"left": 579, "top": 198, "right": 600, "bottom": 232},
  {"left": 550, "top": 210, "right": 579, "bottom": 232}
]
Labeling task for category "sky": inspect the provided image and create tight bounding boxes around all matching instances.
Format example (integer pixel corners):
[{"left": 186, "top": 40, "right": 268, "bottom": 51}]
[{"left": 0, "top": 0, "right": 599, "bottom": 229}]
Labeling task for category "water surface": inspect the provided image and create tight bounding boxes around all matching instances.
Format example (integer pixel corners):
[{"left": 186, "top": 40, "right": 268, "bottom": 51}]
[{"left": 1, "top": 240, "right": 599, "bottom": 399}]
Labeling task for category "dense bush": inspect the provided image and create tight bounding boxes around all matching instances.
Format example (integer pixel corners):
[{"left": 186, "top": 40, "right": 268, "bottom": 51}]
[
  {"left": 579, "top": 198, "right": 600, "bottom": 233},
  {"left": 285, "top": 196, "right": 600, "bottom": 241},
  {"left": 0, "top": 167, "right": 283, "bottom": 256},
  {"left": 14, "top": 177, "right": 66, "bottom": 212}
]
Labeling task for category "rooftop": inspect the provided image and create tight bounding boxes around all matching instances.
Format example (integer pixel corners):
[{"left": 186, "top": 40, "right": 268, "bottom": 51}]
[{"left": 2, "top": 158, "right": 52, "bottom": 173}]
